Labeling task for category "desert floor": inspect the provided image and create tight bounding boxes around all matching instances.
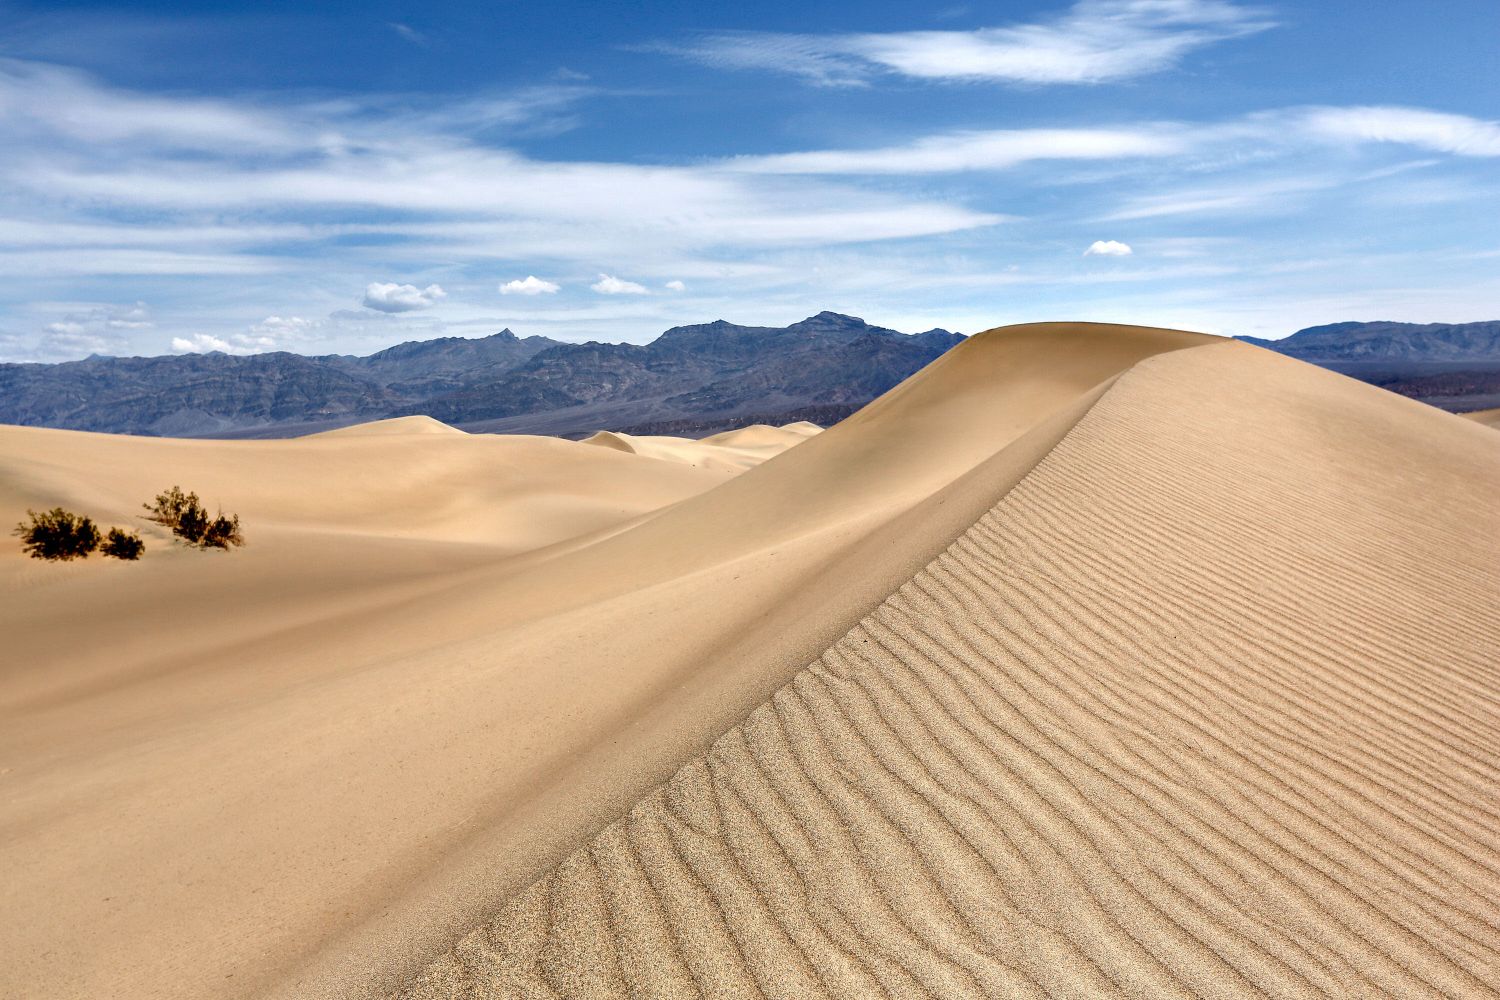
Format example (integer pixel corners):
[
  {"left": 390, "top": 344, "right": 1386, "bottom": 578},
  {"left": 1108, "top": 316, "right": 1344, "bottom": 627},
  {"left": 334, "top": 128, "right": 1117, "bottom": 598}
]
[{"left": 3, "top": 324, "right": 1498, "bottom": 999}]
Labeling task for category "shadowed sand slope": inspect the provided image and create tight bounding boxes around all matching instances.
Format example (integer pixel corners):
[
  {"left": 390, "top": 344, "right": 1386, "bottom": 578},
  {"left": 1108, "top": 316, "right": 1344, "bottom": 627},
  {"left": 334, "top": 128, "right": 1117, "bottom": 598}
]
[
  {"left": 1463, "top": 406, "right": 1500, "bottom": 428},
  {"left": 402, "top": 343, "right": 1500, "bottom": 999}
]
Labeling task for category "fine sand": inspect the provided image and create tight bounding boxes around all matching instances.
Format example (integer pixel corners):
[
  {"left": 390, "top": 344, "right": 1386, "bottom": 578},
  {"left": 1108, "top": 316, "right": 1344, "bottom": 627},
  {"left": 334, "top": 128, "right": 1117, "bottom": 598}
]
[{"left": 3, "top": 325, "right": 1497, "bottom": 999}]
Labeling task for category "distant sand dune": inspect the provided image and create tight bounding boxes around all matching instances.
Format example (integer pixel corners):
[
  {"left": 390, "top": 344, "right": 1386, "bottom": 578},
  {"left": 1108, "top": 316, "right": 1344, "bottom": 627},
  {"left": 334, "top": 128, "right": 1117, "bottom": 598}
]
[
  {"left": 581, "top": 421, "right": 821, "bottom": 473},
  {"left": 1462, "top": 406, "right": 1500, "bottom": 428},
  {"left": 309, "top": 414, "right": 470, "bottom": 437},
  {"left": 3, "top": 326, "right": 1497, "bottom": 1000}
]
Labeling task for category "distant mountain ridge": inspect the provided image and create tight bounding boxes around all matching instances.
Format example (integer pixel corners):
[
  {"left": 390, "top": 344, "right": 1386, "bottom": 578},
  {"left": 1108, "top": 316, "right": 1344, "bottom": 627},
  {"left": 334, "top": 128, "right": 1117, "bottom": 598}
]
[
  {"left": 0, "top": 313, "right": 963, "bottom": 438},
  {"left": 8, "top": 315, "right": 1496, "bottom": 438},
  {"left": 1239, "top": 320, "right": 1500, "bottom": 362}
]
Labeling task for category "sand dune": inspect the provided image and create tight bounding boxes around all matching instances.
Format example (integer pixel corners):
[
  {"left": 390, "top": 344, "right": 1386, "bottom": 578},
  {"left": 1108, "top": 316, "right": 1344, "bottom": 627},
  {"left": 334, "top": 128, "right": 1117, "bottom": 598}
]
[
  {"left": 310, "top": 414, "right": 471, "bottom": 437},
  {"left": 580, "top": 421, "right": 822, "bottom": 473},
  {"left": 402, "top": 342, "right": 1500, "bottom": 998},
  {"left": 4, "top": 325, "right": 1497, "bottom": 1000}
]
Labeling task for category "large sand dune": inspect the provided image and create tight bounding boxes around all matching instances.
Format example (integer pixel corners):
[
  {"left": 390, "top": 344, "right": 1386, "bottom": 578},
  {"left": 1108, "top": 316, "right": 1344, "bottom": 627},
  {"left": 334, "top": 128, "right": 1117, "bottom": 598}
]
[{"left": 3, "top": 324, "right": 1497, "bottom": 999}]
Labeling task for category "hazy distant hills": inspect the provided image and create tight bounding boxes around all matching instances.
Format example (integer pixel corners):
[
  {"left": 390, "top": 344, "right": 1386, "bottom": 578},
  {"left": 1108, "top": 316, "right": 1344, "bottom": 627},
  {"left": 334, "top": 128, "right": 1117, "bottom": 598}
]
[
  {"left": 1239, "top": 320, "right": 1500, "bottom": 361},
  {"left": 0, "top": 312, "right": 962, "bottom": 438},
  {"left": 1239, "top": 320, "right": 1500, "bottom": 413}
]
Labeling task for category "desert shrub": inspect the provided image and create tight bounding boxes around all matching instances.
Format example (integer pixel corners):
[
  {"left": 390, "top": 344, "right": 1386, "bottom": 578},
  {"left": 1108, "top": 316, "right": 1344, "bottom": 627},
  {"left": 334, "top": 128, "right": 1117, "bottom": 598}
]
[
  {"left": 200, "top": 512, "right": 244, "bottom": 550},
  {"left": 175, "top": 500, "right": 209, "bottom": 544},
  {"left": 101, "top": 527, "right": 145, "bottom": 560},
  {"left": 143, "top": 485, "right": 245, "bottom": 550},
  {"left": 142, "top": 485, "right": 196, "bottom": 531},
  {"left": 13, "top": 507, "right": 101, "bottom": 560}
]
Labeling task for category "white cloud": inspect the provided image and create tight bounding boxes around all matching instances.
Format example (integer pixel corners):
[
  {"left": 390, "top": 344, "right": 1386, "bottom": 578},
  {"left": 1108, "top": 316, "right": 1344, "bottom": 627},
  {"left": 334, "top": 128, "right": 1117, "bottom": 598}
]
[
  {"left": 665, "top": 280, "right": 686, "bottom": 291},
  {"left": 731, "top": 127, "right": 1185, "bottom": 174},
  {"left": 246, "top": 315, "right": 317, "bottom": 349},
  {"left": 170, "top": 317, "right": 309, "bottom": 355},
  {"left": 1299, "top": 106, "right": 1500, "bottom": 157},
  {"left": 1085, "top": 239, "right": 1133, "bottom": 256},
  {"left": 388, "top": 22, "right": 428, "bottom": 47},
  {"left": 663, "top": 0, "right": 1273, "bottom": 86},
  {"left": 0, "top": 60, "right": 1002, "bottom": 262},
  {"left": 362, "top": 282, "right": 447, "bottom": 312},
  {"left": 0, "top": 57, "right": 303, "bottom": 152},
  {"left": 591, "top": 274, "right": 649, "bottom": 295},
  {"left": 170, "top": 332, "right": 274, "bottom": 355},
  {"left": 1100, "top": 175, "right": 1333, "bottom": 221},
  {"left": 500, "top": 275, "right": 561, "bottom": 295},
  {"left": 253, "top": 314, "right": 315, "bottom": 333}
]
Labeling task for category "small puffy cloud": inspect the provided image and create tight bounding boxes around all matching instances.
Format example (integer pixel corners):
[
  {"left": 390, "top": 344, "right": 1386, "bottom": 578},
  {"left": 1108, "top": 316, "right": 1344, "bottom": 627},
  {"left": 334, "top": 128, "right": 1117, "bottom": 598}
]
[
  {"left": 500, "top": 275, "right": 561, "bottom": 295},
  {"left": 664, "top": 280, "right": 686, "bottom": 291},
  {"left": 171, "top": 315, "right": 315, "bottom": 356},
  {"left": 362, "top": 282, "right": 447, "bottom": 313},
  {"left": 591, "top": 273, "right": 649, "bottom": 295},
  {"left": 1084, "top": 239, "right": 1133, "bottom": 257},
  {"left": 172, "top": 333, "right": 248, "bottom": 355}
]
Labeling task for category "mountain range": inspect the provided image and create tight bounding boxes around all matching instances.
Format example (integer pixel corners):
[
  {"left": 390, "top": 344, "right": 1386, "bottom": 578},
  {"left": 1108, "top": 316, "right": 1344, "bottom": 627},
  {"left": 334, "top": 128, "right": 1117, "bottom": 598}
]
[
  {"left": 1238, "top": 320, "right": 1500, "bottom": 361},
  {"left": 2, "top": 316, "right": 1497, "bottom": 438},
  {"left": 0, "top": 312, "right": 962, "bottom": 438}
]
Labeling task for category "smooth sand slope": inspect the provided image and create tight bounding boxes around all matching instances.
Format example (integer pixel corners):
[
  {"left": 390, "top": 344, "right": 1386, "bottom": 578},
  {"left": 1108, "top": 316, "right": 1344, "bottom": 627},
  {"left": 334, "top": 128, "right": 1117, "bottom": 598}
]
[
  {"left": 402, "top": 342, "right": 1500, "bottom": 999},
  {"left": 5, "top": 326, "right": 1498, "bottom": 999}
]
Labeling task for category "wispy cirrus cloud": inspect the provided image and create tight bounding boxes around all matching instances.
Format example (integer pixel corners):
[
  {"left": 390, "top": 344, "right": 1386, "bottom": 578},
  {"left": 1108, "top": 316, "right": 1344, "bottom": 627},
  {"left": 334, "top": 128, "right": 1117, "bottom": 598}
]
[
  {"left": 0, "top": 56, "right": 1000, "bottom": 272},
  {"left": 658, "top": 0, "right": 1274, "bottom": 86},
  {"left": 729, "top": 126, "right": 1187, "bottom": 174},
  {"left": 722, "top": 106, "right": 1500, "bottom": 185},
  {"left": 1298, "top": 106, "right": 1500, "bottom": 157},
  {"left": 387, "top": 22, "right": 429, "bottom": 47}
]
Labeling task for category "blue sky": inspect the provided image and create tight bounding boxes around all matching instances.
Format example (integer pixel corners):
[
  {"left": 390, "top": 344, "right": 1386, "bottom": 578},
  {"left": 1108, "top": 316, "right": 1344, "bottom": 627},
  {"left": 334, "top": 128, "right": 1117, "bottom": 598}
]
[{"left": 1, "top": 0, "right": 1497, "bottom": 360}]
